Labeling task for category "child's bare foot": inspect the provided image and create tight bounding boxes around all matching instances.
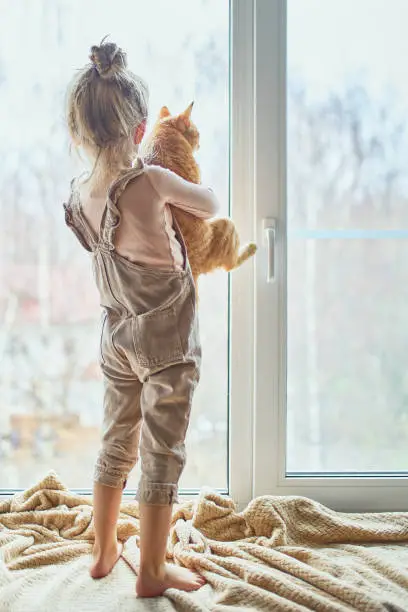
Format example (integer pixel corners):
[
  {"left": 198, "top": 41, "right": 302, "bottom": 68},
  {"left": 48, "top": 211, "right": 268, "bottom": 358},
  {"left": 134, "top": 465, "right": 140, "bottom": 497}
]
[
  {"left": 90, "top": 541, "right": 123, "bottom": 579},
  {"left": 136, "top": 563, "right": 205, "bottom": 597}
]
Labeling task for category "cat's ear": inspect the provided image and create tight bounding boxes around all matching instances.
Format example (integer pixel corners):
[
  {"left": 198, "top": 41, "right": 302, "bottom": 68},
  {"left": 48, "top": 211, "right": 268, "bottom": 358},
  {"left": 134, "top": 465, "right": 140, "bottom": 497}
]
[
  {"left": 159, "top": 106, "right": 171, "bottom": 119},
  {"left": 176, "top": 102, "right": 194, "bottom": 132},
  {"left": 182, "top": 101, "right": 194, "bottom": 120}
]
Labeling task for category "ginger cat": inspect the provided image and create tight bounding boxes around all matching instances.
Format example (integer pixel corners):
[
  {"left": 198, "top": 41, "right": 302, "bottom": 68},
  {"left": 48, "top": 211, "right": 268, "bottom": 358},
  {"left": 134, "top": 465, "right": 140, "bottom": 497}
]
[{"left": 141, "top": 103, "right": 256, "bottom": 284}]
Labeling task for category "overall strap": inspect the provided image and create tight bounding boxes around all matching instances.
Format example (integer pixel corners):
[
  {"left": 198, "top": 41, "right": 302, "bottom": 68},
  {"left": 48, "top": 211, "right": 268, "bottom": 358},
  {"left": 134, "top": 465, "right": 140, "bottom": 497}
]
[
  {"left": 63, "top": 176, "right": 93, "bottom": 252},
  {"left": 100, "top": 158, "right": 145, "bottom": 251}
]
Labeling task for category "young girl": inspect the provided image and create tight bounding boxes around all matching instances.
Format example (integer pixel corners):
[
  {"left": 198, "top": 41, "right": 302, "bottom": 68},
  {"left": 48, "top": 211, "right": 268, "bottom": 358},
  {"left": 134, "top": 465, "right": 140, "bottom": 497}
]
[{"left": 64, "top": 40, "right": 219, "bottom": 597}]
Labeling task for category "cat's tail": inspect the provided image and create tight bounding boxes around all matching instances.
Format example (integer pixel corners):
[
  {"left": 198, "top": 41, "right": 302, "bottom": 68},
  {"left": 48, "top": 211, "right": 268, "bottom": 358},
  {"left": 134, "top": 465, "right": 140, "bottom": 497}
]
[{"left": 236, "top": 243, "right": 257, "bottom": 267}]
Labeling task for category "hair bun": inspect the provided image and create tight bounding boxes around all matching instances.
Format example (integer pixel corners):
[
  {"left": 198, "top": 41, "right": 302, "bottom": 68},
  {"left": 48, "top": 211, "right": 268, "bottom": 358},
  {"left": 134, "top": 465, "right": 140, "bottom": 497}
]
[{"left": 90, "top": 39, "right": 127, "bottom": 78}]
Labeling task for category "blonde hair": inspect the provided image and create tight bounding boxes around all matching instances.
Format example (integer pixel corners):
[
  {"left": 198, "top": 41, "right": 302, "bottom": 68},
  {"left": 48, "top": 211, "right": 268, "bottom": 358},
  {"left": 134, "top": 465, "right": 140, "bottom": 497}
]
[{"left": 67, "top": 38, "right": 148, "bottom": 174}]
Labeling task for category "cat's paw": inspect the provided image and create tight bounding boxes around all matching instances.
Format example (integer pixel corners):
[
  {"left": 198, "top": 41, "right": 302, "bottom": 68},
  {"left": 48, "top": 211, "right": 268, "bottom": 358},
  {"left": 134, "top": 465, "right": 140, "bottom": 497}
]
[{"left": 236, "top": 242, "right": 257, "bottom": 268}]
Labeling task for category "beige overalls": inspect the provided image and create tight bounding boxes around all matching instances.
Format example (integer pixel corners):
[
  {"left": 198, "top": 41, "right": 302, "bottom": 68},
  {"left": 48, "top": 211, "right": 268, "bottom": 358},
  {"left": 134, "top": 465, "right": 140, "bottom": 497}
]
[{"left": 64, "top": 165, "right": 201, "bottom": 505}]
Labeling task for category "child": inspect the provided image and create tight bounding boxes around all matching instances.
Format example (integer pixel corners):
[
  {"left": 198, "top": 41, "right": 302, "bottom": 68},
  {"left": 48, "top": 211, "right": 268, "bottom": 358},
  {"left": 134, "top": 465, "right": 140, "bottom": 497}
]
[{"left": 64, "top": 40, "right": 219, "bottom": 597}]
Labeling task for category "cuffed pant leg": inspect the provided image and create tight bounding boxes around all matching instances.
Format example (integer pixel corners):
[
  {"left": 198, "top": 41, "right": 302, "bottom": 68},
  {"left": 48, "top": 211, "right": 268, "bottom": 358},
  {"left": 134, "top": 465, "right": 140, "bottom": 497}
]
[
  {"left": 136, "top": 361, "right": 199, "bottom": 505},
  {"left": 94, "top": 362, "right": 143, "bottom": 489}
]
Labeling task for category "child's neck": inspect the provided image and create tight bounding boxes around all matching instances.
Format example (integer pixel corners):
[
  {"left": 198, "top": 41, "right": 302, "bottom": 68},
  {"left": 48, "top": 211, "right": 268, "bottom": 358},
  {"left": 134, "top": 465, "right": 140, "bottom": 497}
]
[
  {"left": 87, "top": 156, "right": 136, "bottom": 195},
  {"left": 82, "top": 143, "right": 139, "bottom": 192}
]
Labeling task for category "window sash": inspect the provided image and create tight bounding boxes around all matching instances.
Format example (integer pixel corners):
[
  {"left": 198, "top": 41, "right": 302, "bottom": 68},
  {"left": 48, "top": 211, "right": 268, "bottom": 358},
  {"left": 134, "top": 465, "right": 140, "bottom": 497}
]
[
  {"left": 252, "top": 0, "right": 408, "bottom": 512},
  {"left": 0, "top": 0, "right": 255, "bottom": 506}
]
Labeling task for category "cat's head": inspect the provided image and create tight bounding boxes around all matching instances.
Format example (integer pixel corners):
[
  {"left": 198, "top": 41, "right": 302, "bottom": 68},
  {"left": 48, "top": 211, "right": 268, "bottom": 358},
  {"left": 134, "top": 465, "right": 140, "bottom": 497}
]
[{"left": 157, "top": 102, "right": 200, "bottom": 151}]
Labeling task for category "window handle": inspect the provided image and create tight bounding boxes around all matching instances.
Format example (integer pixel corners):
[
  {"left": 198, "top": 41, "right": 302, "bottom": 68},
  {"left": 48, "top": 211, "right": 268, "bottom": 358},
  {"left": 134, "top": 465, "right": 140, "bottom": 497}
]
[{"left": 263, "top": 218, "right": 277, "bottom": 283}]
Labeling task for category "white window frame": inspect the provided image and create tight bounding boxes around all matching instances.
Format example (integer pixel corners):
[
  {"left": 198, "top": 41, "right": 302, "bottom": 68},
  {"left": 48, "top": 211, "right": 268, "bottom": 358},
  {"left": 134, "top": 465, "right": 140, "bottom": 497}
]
[
  {"left": 3, "top": 1, "right": 407, "bottom": 513},
  {"left": 228, "top": 0, "right": 256, "bottom": 509},
  {"left": 248, "top": 0, "right": 408, "bottom": 512}
]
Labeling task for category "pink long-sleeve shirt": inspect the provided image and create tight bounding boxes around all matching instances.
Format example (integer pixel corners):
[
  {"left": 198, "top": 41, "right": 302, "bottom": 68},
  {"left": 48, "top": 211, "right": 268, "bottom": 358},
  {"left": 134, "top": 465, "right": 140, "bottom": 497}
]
[{"left": 78, "top": 164, "right": 219, "bottom": 270}]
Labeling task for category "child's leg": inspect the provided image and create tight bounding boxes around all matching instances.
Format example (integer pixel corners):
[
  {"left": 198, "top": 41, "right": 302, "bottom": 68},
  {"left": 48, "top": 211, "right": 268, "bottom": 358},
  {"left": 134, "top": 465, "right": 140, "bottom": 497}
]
[
  {"left": 91, "top": 365, "right": 143, "bottom": 578},
  {"left": 91, "top": 482, "right": 123, "bottom": 578},
  {"left": 137, "top": 503, "right": 205, "bottom": 597},
  {"left": 135, "top": 361, "right": 203, "bottom": 597}
]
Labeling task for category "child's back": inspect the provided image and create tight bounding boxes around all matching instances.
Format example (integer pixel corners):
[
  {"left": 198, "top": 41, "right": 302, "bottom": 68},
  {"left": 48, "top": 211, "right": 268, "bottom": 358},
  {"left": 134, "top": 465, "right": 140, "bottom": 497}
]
[{"left": 77, "top": 162, "right": 217, "bottom": 271}]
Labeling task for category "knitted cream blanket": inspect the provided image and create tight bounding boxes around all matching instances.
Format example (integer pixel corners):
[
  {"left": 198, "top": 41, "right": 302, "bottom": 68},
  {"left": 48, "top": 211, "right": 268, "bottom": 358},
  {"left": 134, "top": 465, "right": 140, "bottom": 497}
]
[{"left": 0, "top": 472, "right": 408, "bottom": 611}]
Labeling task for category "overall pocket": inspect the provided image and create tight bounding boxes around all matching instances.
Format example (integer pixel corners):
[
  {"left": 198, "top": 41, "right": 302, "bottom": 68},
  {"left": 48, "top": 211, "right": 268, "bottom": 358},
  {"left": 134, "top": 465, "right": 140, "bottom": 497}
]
[{"left": 133, "top": 303, "right": 184, "bottom": 370}]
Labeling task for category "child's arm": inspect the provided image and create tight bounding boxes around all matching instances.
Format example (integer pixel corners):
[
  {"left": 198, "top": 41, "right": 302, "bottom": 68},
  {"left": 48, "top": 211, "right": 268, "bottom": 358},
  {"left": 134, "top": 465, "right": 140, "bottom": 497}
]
[{"left": 146, "top": 165, "right": 219, "bottom": 219}]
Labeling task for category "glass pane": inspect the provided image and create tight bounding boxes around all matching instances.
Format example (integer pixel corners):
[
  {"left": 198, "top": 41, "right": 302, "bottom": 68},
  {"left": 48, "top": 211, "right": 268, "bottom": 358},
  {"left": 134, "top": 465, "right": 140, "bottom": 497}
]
[
  {"left": 287, "top": 0, "right": 408, "bottom": 473},
  {"left": 0, "top": 0, "right": 229, "bottom": 491}
]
